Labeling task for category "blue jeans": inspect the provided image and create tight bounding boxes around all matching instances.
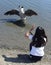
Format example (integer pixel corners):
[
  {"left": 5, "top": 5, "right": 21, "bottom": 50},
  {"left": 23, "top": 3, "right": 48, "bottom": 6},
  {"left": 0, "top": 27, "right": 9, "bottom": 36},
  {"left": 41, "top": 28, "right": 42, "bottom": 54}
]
[{"left": 29, "top": 54, "right": 42, "bottom": 62}]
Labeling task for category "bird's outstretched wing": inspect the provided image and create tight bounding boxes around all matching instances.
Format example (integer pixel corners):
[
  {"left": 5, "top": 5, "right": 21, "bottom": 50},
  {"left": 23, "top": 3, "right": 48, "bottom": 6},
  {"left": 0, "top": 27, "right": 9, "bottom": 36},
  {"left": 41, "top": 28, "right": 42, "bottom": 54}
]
[
  {"left": 25, "top": 9, "right": 37, "bottom": 16},
  {"left": 4, "top": 9, "right": 19, "bottom": 16}
]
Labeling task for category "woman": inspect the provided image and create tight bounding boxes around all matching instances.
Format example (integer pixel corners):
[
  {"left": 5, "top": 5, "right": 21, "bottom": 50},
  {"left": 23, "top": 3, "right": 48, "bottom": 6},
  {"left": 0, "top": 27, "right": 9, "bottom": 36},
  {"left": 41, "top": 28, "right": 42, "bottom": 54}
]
[{"left": 25, "top": 25, "right": 48, "bottom": 62}]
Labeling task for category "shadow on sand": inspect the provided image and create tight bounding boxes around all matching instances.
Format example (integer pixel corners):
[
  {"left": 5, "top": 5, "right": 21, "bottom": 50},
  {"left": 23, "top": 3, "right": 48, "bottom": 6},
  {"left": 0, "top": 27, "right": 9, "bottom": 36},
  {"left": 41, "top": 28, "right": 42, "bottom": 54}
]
[
  {"left": 2, "top": 54, "right": 32, "bottom": 63},
  {"left": 0, "top": 19, "right": 26, "bottom": 27}
]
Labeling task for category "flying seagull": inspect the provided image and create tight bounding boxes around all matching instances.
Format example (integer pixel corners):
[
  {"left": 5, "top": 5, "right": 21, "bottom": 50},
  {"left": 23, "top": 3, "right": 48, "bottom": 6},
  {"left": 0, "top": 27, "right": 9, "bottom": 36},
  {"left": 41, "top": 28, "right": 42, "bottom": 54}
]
[{"left": 4, "top": 6, "right": 37, "bottom": 21}]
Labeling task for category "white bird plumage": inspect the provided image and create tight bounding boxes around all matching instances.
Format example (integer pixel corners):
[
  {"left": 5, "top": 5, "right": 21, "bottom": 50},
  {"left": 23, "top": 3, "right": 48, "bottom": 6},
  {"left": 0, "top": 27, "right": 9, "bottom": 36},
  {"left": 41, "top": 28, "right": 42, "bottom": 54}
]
[{"left": 18, "top": 6, "right": 26, "bottom": 20}]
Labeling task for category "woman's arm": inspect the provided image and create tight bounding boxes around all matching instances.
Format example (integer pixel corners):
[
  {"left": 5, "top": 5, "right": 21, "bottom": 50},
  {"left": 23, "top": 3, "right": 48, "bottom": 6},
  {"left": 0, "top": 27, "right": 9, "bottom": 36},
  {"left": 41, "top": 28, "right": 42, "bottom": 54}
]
[{"left": 25, "top": 25, "right": 35, "bottom": 38}]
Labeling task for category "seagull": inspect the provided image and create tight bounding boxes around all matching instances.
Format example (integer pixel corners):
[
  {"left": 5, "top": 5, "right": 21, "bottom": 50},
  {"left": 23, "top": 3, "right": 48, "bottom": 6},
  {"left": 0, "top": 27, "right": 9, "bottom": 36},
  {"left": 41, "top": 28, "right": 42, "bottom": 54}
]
[{"left": 4, "top": 6, "right": 38, "bottom": 21}]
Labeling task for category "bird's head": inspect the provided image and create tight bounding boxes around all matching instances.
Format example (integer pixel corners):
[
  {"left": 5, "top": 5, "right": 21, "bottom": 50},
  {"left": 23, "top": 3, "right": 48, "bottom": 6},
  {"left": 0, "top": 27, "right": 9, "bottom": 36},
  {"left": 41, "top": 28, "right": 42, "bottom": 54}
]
[{"left": 21, "top": 6, "right": 24, "bottom": 8}]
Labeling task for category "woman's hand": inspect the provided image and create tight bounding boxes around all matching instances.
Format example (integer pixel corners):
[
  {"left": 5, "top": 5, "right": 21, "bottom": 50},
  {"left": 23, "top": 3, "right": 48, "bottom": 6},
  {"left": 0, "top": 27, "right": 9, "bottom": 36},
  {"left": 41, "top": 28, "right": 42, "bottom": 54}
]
[{"left": 25, "top": 31, "right": 30, "bottom": 38}]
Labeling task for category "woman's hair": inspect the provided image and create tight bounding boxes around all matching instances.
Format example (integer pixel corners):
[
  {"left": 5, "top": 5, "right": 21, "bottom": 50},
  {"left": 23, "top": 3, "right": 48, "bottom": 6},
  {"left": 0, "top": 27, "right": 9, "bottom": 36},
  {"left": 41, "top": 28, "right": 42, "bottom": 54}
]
[{"left": 32, "top": 26, "right": 48, "bottom": 47}]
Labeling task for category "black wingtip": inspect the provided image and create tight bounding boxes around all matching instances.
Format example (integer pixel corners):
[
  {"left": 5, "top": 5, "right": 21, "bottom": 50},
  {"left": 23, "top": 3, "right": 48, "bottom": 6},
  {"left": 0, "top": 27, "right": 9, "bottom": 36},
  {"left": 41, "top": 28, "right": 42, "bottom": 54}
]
[
  {"left": 4, "top": 12, "right": 8, "bottom": 15},
  {"left": 32, "top": 10, "right": 38, "bottom": 15},
  {"left": 34, "top": 12, "right": 38, "bottom": 15},
  {"left": 4, "top": 13, "right": 7, "bottom": 15}
]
